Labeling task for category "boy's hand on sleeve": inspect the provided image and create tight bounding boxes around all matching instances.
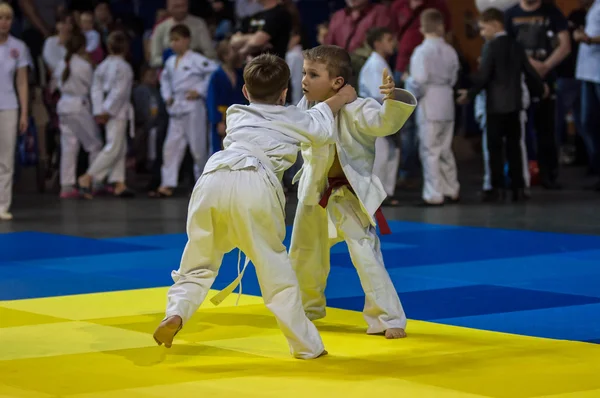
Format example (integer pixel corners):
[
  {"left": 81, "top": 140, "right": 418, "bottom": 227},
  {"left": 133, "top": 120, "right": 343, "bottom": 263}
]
[
  {"left": 379, "top": 69, "right": 395, "bottom": 101},
  {"left": 338, "top": 84, "right": 357, "bottom": 104}
]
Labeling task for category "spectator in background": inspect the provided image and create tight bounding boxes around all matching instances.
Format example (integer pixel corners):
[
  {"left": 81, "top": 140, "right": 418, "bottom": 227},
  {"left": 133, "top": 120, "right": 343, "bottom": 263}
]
[
  {"left": 42, "top": 12, "right": 74, "bottom": 77},
  {"left": 324, "top": 0, "right": 390, "bottom": 53},
  {"left": 150, "top": 0, "right": 215, "bottom": 67},
  {"left": 206, "top": 38, "right": 246, "bottom": 155},
  {"left": 133, "top": 64, "right": 166, "bottom": 174},
  {"left": 286, "top": 31, "right": 304, "bottom": 105},
  {"left": 232, "top": 0, "right": 292, "bottom": 60},
  {"left": 208, "top": 0, "right": 235, "bottom": 41},
  {"left": 234, "top": 0, "right": 264, "bottom": 22},
  {"left": 94, "top": 1, "right": 114, "bottom": 47},
  {"left": 19, "top": 0, "right": 65, "bottom": 80},
  {"left": 575, "top": 0, "right": 600, "bottom": 190},
  {"left": 316, "top": 23, "right": 328, "bottom": 45},
  {"left": 555, "top": 0, "right": 593, "bottom": 168},
  {"left": 390, "top": 0, "right": 451, "bottom": 82},
  {"left": 390, "top": 0, "right": 451, "bottom": 188},
  {"left": 0, "top": 2, "right": 30, "bottom": 221},
  {"left": 79, "top": 10, "right": 104, "bottom": 65},
  {"left": 505, "top": 0, "right": 571, "bottom": 190},
  {"left": 144, "top": 8, "right": 168, "bottom": 62}
]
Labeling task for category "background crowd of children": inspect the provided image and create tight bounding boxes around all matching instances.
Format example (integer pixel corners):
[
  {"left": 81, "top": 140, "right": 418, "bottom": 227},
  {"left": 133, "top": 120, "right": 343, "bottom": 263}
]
[{"left": 0, "top": 0, "right": 599, "bottom": 221}]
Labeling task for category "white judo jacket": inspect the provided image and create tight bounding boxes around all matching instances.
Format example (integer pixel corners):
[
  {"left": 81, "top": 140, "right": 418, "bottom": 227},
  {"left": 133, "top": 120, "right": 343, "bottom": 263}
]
[
  {"left": 54, "top": 54, "right": 93, "bottom": 115},
  {"left": 293, "top": 89, "right": 417, "bottom": 225}
]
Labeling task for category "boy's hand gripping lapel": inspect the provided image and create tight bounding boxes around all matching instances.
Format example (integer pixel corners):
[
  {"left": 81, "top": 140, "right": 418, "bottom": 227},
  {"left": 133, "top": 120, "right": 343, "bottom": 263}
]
[{"left": 379, "top": 69, "right": 395, "bottom": 101}]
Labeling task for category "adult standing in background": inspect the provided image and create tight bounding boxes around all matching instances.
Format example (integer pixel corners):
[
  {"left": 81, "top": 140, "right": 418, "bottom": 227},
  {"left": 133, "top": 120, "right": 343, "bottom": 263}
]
[
  {"left": 555, "top": 0, "right": 592, "bottom": 168},
  {"left": 150, "top": 0, "right": 215, "bottom": 68},
  {"left": 324, "top": 0, "right": 390, "bottom": 53},
  {"left": 574, "top": 0, "right": 600, "bottom": 191},
  {"left": 231, "top": 0, "right": 292, "bottom": 60},
  {"left": 0, "top": 2, "right": 30, "bottom": 221},
  {"left": 18, "top": 0, "right": 65, "bottom": 81},
  {"left": 505, "top": 0, "right": 571, "bottom": 190}
]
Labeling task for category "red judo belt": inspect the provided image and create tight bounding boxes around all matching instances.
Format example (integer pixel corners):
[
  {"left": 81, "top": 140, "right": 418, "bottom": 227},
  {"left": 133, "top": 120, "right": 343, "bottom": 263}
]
[{"left": 319, "top": 177, "right": 391, "bottom": 235}]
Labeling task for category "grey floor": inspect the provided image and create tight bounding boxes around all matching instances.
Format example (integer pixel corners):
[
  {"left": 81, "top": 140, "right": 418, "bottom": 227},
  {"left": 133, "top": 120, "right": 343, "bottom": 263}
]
[{"left": 3, "top": 158, "right": 600, "bottom": 238}]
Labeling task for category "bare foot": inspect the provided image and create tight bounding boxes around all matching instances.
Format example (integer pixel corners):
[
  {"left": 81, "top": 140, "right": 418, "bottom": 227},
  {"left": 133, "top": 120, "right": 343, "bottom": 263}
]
[
  {"left": 153, "top": 315, "right": 182, "bottom": 348},
  {"left": 384, "top": 328, "right": 407, "bottom": 339}
]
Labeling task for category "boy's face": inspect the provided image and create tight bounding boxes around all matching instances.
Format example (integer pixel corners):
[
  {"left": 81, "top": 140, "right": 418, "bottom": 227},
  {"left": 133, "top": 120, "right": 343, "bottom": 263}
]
[
  {"left": 170, "top": 33, "right": 190, "bottom": 54},
  {"left": 302, "top": 60, "right": 344, "bottom": 102},
  {"left": 144, "top": 69, "right": 158, "bottom": 85},
  {"left": 478, "top": 21, "right": 499, "bottom": 41},
  {"left": 317, "top": 26, "right": 328, "bottom": 45},
  {"left": 80, "top": 12, "right": 94, "bottom": 31},
  {"left": 375, "top": 33, "right": 396, "bottom": 56}
]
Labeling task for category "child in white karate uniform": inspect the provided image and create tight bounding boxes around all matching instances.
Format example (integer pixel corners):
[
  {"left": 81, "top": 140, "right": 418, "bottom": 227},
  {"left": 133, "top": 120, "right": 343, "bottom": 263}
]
[
  {"left": 78, "top": 31, "right": 135, "bottom": 198},
  {"left": 405, "top": 9, "right": 460, "bottom": 206},
  {"left": 153, "top": 54, "right": 358, "bottom": 359},
  {"left": 0, "top": 2, "right": 30, "bottom": 221},
  {"left": 289, "top": 45, "right": 416, "bottom": 339},
  {"left": 156, "top": 24, "right": 219, "bottom": 198},
  {"left": 359, "top": 27, "right": 400, "bottom": 205},
  {"left": 54, "top": 31, "right": 103, "bottom": 199}
]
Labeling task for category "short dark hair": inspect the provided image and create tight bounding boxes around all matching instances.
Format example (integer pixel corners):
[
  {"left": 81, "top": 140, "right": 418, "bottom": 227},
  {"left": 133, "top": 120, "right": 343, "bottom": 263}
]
[
  {"left": 170, "top": 23, "right": 191, "bottom": 38},
  {"left": 366, "top": 27, "right": 393, "bottom": 49},
  {"left": 107, "top": 30, "right": 128, "bottom": 55},
  {"left": 302, "top": 45, "right": 352, "bottom": 86},
  {"left": 243, "top": 54, "right": 290, "bottom": 104},
  {"left": 479, "top": 8, "right": 505, "bottom": 25}
]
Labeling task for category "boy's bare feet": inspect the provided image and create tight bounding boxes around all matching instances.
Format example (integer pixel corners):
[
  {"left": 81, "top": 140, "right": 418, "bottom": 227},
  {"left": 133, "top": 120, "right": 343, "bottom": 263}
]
[
  {"left": 384, "top": 328, "right": 407, "bottom": 339},
  {"left": 153, "top": 315, "right": 182, "bottom": 348}
]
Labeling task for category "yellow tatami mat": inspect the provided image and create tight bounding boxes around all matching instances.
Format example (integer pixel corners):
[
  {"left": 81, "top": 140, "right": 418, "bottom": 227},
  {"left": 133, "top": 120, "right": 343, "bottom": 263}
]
[{"left": 1, "top": 288, "right": 599, "bottom": 398}]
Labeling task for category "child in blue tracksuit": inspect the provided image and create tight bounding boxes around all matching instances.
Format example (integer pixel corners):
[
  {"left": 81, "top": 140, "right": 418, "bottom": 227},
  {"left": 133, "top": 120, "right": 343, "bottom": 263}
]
[{"left": 206, "top": 38, "right": 246, "bottom": 154}]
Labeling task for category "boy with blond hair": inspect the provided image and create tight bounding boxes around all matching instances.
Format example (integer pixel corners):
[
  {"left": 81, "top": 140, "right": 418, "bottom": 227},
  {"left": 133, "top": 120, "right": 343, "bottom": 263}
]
[
  {"left": 405, "top": 8, "right": 460, "bottom": 206},
  {"left": 153, "top": 54, "right": 358, "bottom": 359},
  {"left": 289, "top": 45, "right": 417, "bottom": 339}
]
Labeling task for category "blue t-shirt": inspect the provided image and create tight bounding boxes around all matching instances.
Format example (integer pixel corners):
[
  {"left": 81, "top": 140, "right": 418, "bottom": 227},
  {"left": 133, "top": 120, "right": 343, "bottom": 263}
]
[{"left": 505, "top": 3, "right": 568, "bottom": 81}]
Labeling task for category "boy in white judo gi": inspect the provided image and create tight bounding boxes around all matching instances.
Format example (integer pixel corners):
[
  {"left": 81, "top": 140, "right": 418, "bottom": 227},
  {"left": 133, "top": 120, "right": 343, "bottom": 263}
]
[
  {"left": 78, "top": 31, "right": 135, "bottom": 198},
  {"left": 289, "top": 45, "right": 417, "bottom": 339},
  {"left": 153, "top": 54, "right": 359, "bottom": 359},
  {"left": 54, "top": 31, "right": 103, "bottom": 198},
  {"left": 359, "top": 27, "right": 401, "bottom": 205},
  {"left": 405, "top": 8, "right": 460, "bottom": 206},
  {"left": 156, "top": 24, "right": 219, "bottom": 198}
]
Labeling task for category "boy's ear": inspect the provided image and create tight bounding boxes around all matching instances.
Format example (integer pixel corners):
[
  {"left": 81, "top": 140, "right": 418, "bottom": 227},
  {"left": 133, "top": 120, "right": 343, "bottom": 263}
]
[
  {"left": 278, "top": 88, "right": 289, "bottom": 105},
  {"left": 332, "top": 76, "right": 345, "bottom": 91},
  {"left": 242, "top": 85, "right": 250, "bottom": 102}
]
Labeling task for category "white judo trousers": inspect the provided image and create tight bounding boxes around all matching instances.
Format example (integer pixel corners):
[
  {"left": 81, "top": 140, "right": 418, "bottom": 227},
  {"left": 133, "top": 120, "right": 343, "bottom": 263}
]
[
  {"left": 165, "top": 167, "right": 325, "bottom": 359},
  {"left": 418, "top": 120, "right": 459, "bottom": 203},
  {"left": 58, "top": 111, "right": 103, "bottom": 186},
  {"left": 0, "top": 109, "right": 18, "bottom": 214},
  {"left": 289, "top": 187, "right": 407, "bottom": 334},
  {"left": 482, "top": 110, "right": 530, "bottom": 190},
  {"left": 86, "top": 119, "right": 129, "bottom": 183},
  {"left": 373, "top": 136, "right": 400, "bottom": 197},
  {"left": 161, "top": 100, "right": 208, "bottom": 186}
]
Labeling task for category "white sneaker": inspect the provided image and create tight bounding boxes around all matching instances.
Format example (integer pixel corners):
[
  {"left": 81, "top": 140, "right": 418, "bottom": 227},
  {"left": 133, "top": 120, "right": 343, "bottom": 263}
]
[{"left": 0, "top": 212, "right": 13, "bottom": 221}]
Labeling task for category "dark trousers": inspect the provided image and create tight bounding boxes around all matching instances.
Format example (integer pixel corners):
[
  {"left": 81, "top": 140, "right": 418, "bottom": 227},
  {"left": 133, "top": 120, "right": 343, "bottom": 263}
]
[
  {"left": 487, "top": 112, "right": 524, "bottom": 190},
  {"left": 532, "top": 97, "right": 559, "bottom": 185}
]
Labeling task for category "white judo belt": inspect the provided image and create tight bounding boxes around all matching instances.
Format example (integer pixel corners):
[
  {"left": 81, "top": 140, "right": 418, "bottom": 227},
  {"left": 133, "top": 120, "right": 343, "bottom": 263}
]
[
  {"left": 210, "top": 250, "right": 251, "bottom": 306},
  {"left": 209, "top": 140, "right": 283, "bottom": 306}
]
